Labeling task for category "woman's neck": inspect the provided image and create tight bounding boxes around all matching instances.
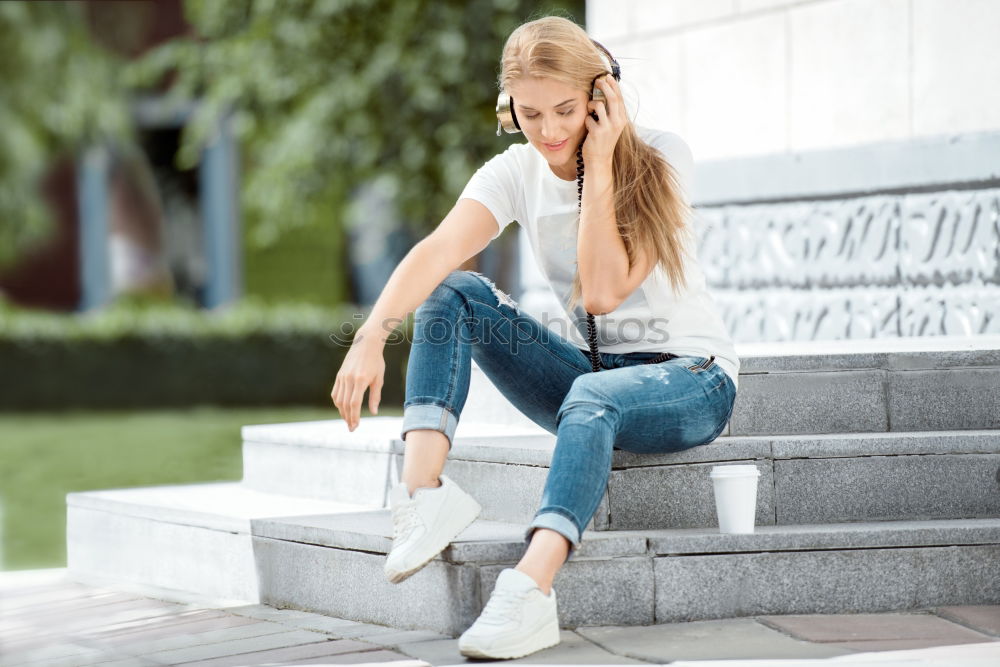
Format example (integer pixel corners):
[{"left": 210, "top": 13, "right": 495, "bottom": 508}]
[{"left": 549, "top": 163, "right": 577, "bottom": 182}]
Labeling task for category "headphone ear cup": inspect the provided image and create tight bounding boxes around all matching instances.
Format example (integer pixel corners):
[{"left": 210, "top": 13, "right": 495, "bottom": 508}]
[{"left": 496, "top": 91, "right": 522, "bottom": 134}]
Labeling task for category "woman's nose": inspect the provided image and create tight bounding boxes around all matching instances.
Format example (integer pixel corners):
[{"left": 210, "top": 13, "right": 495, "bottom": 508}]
[{"left": 541, "top": 117, "right": 561, "bottom": 141}]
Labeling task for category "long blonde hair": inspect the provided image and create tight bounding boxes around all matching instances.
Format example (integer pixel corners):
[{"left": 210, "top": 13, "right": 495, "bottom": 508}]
[{"left": 499, "top": 15, "right": 695, "bottom": 313}]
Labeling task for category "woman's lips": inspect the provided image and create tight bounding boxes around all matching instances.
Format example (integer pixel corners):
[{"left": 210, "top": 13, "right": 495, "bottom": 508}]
[{"left": 544, "top": 139, "right": 567, "bottom": 151}]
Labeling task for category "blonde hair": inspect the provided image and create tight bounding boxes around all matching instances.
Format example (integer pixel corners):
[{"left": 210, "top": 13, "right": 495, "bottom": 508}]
[{"left": 499, "top": 15, "right": 695, "bottom": 313}]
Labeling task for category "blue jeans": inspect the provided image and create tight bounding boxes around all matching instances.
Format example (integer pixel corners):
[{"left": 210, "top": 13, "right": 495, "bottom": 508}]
[{"left": 399, "top": 270, "right": 737, "bottom": 561}]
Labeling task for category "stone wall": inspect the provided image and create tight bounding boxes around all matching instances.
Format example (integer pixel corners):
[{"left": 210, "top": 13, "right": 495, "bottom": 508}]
[{"left": 514, "top": 1, "right": 1000, "bottom": 343}]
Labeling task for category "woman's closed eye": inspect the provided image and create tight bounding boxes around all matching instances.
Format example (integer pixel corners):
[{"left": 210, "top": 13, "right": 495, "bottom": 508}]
[{"left": 524, "top": 110, "right": 573, "bottom": 119}]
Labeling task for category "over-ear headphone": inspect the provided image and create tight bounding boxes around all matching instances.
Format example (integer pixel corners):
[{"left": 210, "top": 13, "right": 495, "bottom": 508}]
[{"left": 496, "top": 40, "right": 622, "bottom": 137}]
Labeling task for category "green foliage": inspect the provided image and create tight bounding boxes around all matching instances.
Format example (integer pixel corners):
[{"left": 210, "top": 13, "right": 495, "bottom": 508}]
[
  {"left": 0, "top": 298, "right": 414, "bottom": 410},
  {"left": 125, "top": 0, "right": 585, "bottom": 251},
  {"left": 0, "top": 293, "right": 375, "bottom": 341},
  {"left": 0, "top": 2, "right": 131, "bottom": 269},
  {"left": 243, "top": 217, "right": 346, "bottom": 306},
  {"left": 0, "top": 0, "right": 583, "bottom": 300}
]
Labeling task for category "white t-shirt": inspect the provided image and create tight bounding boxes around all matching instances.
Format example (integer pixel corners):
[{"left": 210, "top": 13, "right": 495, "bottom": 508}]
[{"left": 458, "top": 125, "right": 740, "bottom": 391}]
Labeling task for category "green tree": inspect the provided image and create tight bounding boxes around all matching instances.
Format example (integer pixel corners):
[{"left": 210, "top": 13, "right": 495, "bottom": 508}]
[
  {"left": 126, "top": 0, "right": 584, "bottom": 256},
  {"left": 0, "top": 2, "right": 130, "bottom": 269}
]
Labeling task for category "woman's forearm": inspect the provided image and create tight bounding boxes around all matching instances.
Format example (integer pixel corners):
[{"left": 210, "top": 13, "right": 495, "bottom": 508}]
[
  {"left": 354, "top": 239, "right": 455, "bottom": 347},
  {"left": 577, "top": 159, "right": 629, "bottom": 312}
]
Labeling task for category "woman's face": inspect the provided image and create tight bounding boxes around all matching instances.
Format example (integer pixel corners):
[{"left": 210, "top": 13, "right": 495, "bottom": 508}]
[{"left": 507, "top": 77, "right": 589, "bottom": 180}]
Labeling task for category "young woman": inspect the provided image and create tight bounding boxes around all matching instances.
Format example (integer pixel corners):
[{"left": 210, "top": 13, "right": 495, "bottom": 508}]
[{"left": 331, "top": 14, "right": 739, "bottom": 661}]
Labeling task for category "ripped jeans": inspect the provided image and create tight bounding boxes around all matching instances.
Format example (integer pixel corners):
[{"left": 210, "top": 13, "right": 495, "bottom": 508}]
[{"left": 400, "top": 270, "right": 737, "bottom": 561}]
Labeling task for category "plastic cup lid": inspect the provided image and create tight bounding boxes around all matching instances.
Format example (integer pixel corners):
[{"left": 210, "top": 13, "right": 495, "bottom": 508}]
[{"left": 709, "top": 465, "right": 760, "bottom": 477}]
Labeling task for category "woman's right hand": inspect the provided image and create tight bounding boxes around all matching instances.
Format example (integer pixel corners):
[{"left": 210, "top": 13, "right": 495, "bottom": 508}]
[{"left": 331, "top": 334, "right": 386, "bottom": 432}]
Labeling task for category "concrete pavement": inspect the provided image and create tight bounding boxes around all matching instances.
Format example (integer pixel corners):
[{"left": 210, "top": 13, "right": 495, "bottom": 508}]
[{"left": 1, "top": 568, "right": 997, "bottom": 667}]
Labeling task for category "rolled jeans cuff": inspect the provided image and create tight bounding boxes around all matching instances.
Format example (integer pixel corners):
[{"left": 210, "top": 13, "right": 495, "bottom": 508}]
[
  {"left": 401, "top": 403, "right": 459, "bottom": 450},
  {"left": 525, "top": 511, "right": 582, "bottom": 561}
]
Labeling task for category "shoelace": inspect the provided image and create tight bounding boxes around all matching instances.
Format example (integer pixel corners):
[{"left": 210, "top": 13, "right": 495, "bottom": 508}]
[
  {"left": 478, "top": 587, "right": 528, "bottom": 624},
  {"left": 391, "top": 500, "right": 422, "bottom": 542}
]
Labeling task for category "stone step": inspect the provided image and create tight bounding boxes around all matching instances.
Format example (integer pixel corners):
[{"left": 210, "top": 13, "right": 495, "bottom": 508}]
[
  {"left": 242, "top": 416, "right": 1000, "bottom": 528},
  {"left": 64, "top": 481, "right": 1000, "bottom": 637},
  {"left": 253, "top": 509, "right": 1000, "bottom": 636},
  {"left": 65, "top": 482, "right": 378, "bottom": 603},
  {"left": 463, "top": 334, "right": 1000, "bottom": 434}
]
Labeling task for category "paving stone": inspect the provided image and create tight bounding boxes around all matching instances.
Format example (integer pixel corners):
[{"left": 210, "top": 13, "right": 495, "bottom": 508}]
[
  {"left": 0, "top": 642, "right": 109, "bottom": 665},
  {"left": 140, "top": 629, "right": 337, "bottom": 664},
  {"left": 825, "top": 640, "right": 1000, "bottom": 662},
  {"left": 0, "top": 576, "right": 74, "bottom": 593},
  {"left": 934, "top": 605, "right": 1000, "bottom": 638},
  {"left": 118, "top": 619, "right": 296, "bottom": 654},
  {"left": 21, "top": 652, "right": 127, "bottom": 667},
  {"left": 395, "top": 630, "right": 645, "bottom": 665},
  {"left": 15, "top": 600, "right": 177, "bottom": 634},
  {"left": 239, "top": 596, "right": 450, "bottom": 641},
  {"left": 26, "top": 602, "right": 194, "bottom": 641},
  {"left": 279, "top": 649, "right": 425, "bottom": 664},
  {"left": 79, "top": 608, "right": 232, "bottom": 637},
  {"left": 27, "top": 597, "right": 185, "bottom": 626},
  {"left": 84, "top": 611, "right": 261, "bottom": 645},
  {"left": 0, "top": 634, "right": 56, "bottom": 655},
  {"left": 87, "top": 607, "right": 230, "bottom": 629},
  {"left": 80, "top": 659, "right": 155, "bottom": 667},
  {"left": 267, "top": 616, "right": 403, "bottom": 639},
  {"left": 757, "top": 610, "right": 996, "bottom": 642},
  {"left": 0, "top": 582, "right": 98, "bottom": 607},
  {"left": 222, "top": 603, "right": 392, "bottom": 638},
  {"left": 308, "top": 621, "right": 418, "bottom": 640},
  {"left": 72, "top": 574, "right": 255, "bottom": 610},
  {"left": 224, "top": 603, "right": 360, "bottom": 625},
  {"left": 575, "top": 618, "right": 853, "bottom": 661},
  {"left": 176, "top": 637, "right": 386, "bottom": 667},
  {"left": 358, "top": 628, "right": 452, "bottom": 647},
  {"left": 4, "top": 589, "right": 140, "bottom": 615},
  {"left": 834, "top": 637, "right": 998, "bottom": 652}
]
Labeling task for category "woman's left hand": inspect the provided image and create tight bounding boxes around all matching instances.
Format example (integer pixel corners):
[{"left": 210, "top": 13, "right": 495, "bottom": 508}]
[{"left": 582, "top": 74, "right": 627, "bottom": 165}]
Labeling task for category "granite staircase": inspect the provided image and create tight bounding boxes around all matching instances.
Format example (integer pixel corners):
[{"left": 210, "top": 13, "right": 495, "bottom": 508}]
[{"left": 66, "top": 335, "right": 1000, "bottom": 636}]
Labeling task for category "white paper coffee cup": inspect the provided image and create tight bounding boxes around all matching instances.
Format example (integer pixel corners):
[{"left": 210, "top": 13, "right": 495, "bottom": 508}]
[{"left": 709, "top": 465, "right": 760, "bottom": 534}]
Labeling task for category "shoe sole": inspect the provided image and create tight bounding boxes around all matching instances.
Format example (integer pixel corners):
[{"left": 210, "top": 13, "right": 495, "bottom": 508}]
[
  {"left": 458, "top": 618, "right": 561, "bottom": 659},
  {"left": 384, "top": 494, "right": 482, "bottom": 584}
]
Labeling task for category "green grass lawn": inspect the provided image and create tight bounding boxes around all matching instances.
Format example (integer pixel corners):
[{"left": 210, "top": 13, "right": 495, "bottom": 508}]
[{"left": 0, "top": 404, "right": 402, "bottom": 572}]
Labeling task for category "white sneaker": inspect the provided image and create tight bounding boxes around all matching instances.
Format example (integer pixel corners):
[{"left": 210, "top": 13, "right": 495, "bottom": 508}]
[
  {"left": 458, "top": 568, "right": 561, "bottom": 659},
  {"left": 383, "top": 474, "right": 482, "bottom": 584}
]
